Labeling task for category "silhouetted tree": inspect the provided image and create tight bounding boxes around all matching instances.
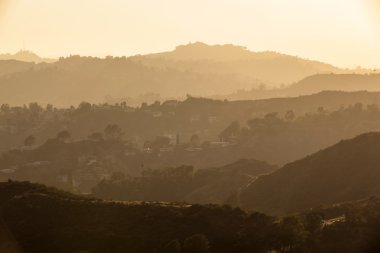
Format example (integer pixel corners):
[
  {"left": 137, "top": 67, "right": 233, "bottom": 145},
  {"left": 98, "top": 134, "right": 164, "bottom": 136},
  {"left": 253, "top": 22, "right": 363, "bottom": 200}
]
[
  {"left": 150, "top": 136, "right": 171, "bottom": 151},
  {"left": 77, "top": 102, "right": 92, "bottom": 112},
  {"left": 104, "top": 124, "right": 124, "bottom": 141},
  {"left": 219, "top": 121, "right": 240, "bottom": 141},
  {"left": 285, "top": 110, "right": 295, "bottom": 121},
  {"left": 163, "top": 240, "right": 181, "bottom": 253},
  {"left": 28, "top": 102, "right": 43, "bottom": 114},
  {"left": 190, "top": 134, "right": 200, "bottom": 147},
  {"left": 57, "top": 130, "right": 71, "bottom": 142},
  {"left": 24, "top": 135, "right": 36, "bottom": 147},
  {"left": 0, "top": 104, "right": 10, "bottom": 113},
  {"left": 88, "top": 132, "right": 103, "bottom": 142}
]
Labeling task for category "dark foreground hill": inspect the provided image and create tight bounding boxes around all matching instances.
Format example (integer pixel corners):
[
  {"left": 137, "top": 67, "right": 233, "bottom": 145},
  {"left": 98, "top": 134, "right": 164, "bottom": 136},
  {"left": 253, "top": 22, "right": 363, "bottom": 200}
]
[
  {"left": 239, "top": 132, "right": 380, "bottom": 215},
  {"left": 2, "top": 181, "right": 380, "bottom": 253}
]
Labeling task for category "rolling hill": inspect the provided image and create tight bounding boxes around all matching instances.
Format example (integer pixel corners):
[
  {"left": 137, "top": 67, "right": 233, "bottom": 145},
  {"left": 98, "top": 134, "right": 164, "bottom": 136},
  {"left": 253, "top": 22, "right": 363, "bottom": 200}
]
[
  {"left": 0, "top": 42, "right": 358, "bottom": 106},
  {"left": 239, "top": 132, "right": 380, "bottom": 215}
]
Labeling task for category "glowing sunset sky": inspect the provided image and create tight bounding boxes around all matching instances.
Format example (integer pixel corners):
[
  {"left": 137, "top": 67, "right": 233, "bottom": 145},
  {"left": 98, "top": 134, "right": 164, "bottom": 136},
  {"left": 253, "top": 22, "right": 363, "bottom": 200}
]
[{"left": 0, "top": 0, "right": 379, "bottom": 68}]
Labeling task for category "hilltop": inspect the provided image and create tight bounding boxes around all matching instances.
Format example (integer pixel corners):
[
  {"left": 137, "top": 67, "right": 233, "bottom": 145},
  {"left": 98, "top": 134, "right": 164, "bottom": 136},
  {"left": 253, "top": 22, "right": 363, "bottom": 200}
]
[
  {"left": 239, "top": 132, "right": 380, "bottom": 215},
  {"left": 0, "top": 50, "right": 56, "bottom": 63}
]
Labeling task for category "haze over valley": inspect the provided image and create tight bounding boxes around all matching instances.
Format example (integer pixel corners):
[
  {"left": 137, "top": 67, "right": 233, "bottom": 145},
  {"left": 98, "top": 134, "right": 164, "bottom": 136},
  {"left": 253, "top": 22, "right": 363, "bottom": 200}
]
[{"left": 2, "top": 0, "right": 380, "bottom": 252}]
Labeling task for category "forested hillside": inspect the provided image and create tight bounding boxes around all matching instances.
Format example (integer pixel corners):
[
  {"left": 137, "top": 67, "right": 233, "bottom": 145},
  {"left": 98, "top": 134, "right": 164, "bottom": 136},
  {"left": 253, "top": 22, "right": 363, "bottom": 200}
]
[
  {"left": 239, "top": 132, "right": 380, "bottom": 215},
  {"left": 2, "top": 91, "right": 380, "bottom": 153},
  {"left": 2, "top": 181, "right": 380, "bottom": 253},
  {"left": 92, "top": 159, "right": 276, "bottom": 204},
  {"left": 4, "top": 98, "right": 380, "bottom": 194}
]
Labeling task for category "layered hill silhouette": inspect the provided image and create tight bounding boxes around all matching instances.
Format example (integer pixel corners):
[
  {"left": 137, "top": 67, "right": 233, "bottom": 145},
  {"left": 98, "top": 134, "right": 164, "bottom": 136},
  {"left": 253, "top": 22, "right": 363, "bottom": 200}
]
[
  {"left": 2, "top": 42, "right": 377, "bottom": 106},
  {"left": 222, "top": 73, "right": 380, "bottom": 100},
  {"left": 239, "top": 132, "right": 380, "bottom": 215},
  {"left": 0, "top": 50, "right": 56, "bottom": 63}
]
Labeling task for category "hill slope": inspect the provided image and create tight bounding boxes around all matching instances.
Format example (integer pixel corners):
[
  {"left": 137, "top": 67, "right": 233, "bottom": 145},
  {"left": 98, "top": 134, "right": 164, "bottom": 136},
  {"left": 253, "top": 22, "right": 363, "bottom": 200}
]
[{"left": 239, "top": 132, "right": 380, "bottom": 215}]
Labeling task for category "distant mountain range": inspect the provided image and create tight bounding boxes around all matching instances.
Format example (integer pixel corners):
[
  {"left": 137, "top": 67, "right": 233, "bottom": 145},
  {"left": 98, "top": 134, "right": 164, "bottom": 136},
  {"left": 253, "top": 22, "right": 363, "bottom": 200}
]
[
  {"left": 0, "top": 43, "right": 378, "bottom": 106},
  {"left": 0, "top": 50, "right": 56, "bottom": 63},
  {"left": 239, "top": 132, "right": 380, "bottom": 215},
  {"left": 221, "top": 73, "right": 380, "bottom": 101}
]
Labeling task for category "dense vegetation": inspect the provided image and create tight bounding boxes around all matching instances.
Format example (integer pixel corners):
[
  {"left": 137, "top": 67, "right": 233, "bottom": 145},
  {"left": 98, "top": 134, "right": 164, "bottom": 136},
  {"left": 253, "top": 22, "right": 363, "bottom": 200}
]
[
  {"left": 1, "top": 181, "right": 380, "bottom": 253},
  {"left": 2, "top": 91, "right": 380, "bottom": 158},
  {"left": 220, "top": 102, "right": 380, "bottom": 164},
  {"left": 239, "top": 132, "right": 380, "bottom": 215},
  {"left": 92, "top": 159, "right": 276, "bottom": 204},
  {"left": 4, "top": 97, "right": 380, "bottom": 194}
]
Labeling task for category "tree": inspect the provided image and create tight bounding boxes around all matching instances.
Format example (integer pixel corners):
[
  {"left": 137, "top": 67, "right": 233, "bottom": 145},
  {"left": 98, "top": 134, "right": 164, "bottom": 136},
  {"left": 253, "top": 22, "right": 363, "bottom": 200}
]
[
  {"left": 0, "top": 104, "right": 10, "bottom": 113},
  {"left": 151, "top": 136, "right": 171, "bottom": 151},
  {"left": 46, "top": 104, "right": 54, "bottom": 112},
  {"left": 77, "top": 102, "right": 92, "bottom": 112},
  {"left": 24, "top": 135, "right": 36, "bottom": 147},
  {"left": 190, "top": 134, "right": 200, "bottom": 147},
  {"left": 183, "top": 234, "right": 210, "bottom": 253},
  {"left": 219, "top": 121, "right": 240, "bottom": 141},
  {"left": 285, "top": 110, "right": 295, "bottom": 121},
  {"left": 162, "top": 240, "right": 181, "bottom": 253},
  {"left": 104, "top": 124, "right": 124, "bottom": 141},
  {"left": 111, "top": 171, "right": 125, "bottom": 181},
  {"left": 57, "top": 130, "right": 71, "bottom": 142},
  {"left": 28, "top": 102, "right": 43, "bottom": 114},
  {"left": 277, "top": 216, "right": 306, "bottom": 252},
  {"left": 304, "top": 211, "right": 323, "bottom": 233},
  {"left": 88, "top": 132, "right": 103, "bottom": 142}
]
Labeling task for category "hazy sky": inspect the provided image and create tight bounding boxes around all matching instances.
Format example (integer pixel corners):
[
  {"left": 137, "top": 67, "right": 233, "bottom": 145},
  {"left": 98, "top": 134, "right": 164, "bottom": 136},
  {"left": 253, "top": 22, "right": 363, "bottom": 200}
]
[{"left": 0, "top": 0, "right": 379, "bottom": 68}]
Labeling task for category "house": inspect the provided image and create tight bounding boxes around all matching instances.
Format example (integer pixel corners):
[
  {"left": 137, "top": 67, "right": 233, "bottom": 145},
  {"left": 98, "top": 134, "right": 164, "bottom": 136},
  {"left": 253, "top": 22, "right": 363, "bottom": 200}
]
[
  {"left": 143, "top": 147, "right": 153, "bottom": 154},
  {"left": 162, "top": 100, "right": 179, "bottom": 107},
  {"left": 0, "top": 168, "right": 16, "bottom": 174},
  {"left": 125, "top": 151, "right": 137, "bottom": 156},
  {"left": 208, "top": 116, "right": 221, "bottom": 124},
  {"left": 160, "top": 147, "right": 173, "bottom": 152},
  {"left": 210, "top": 141, "right": 231, "bottom": 148},
  {"left": 25, "top": 161, "right": 51, "bottom": 168},
  {"left": 190, "top": 115, "right": 201, "bottom": 122},
  {"left": 185, "top": 147, "right": 203, "bottom": 152},
  {"left": 152, "top": 111, "right": 163, "bottom": 118},
  {"left": 164, "top": 133, "right": 177, "bottom": 145}
]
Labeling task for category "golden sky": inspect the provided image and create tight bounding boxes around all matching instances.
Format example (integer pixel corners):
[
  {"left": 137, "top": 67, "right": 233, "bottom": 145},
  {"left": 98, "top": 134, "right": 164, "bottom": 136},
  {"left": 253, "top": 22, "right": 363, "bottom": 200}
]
[{"left": 0, "top": 0, "right": 379, "bottom": 68}]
